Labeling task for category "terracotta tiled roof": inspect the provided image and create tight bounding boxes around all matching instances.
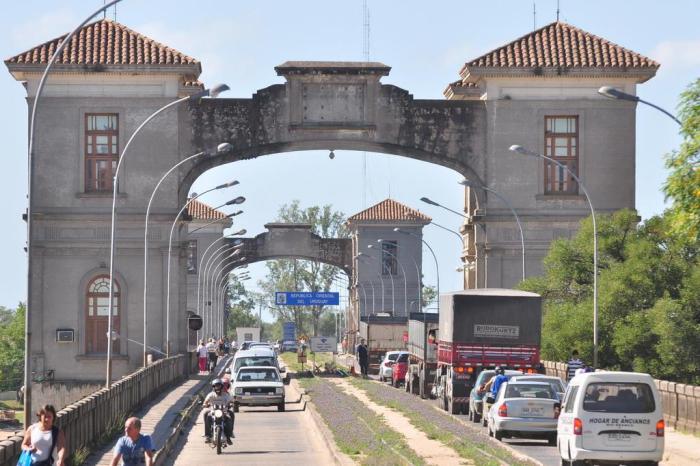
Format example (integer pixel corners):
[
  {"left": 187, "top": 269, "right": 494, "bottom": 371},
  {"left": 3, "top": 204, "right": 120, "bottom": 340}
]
[
  {"left": 187, "top": 199, "right": 227, "bottom": 220},
  {"left": 461, "top": 21, "right": 658, "bottom": 78},
  {"left": 347, "top": 199, "right": 432, "bottom": 224},
  {"left": 443, "top": 79, "right": 483, "bottom": 99},
  {"left": 5, "top": 19, "right": 200, "bottom": 69}
]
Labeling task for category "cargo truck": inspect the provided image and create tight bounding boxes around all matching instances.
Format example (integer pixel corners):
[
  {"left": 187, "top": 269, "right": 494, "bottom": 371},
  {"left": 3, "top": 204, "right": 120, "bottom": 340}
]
[
  {"left": 434, "top": 289, "right": 542, "bottom": 414},
  {"left": 405, "top": 312, "right": 439, "bottom": 398},
  {"left": 359, "top": 315, "right": 407, "bottom": 373}
]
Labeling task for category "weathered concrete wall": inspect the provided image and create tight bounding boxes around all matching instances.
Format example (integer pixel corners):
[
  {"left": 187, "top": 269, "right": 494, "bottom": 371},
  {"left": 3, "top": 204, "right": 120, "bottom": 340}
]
[{"left": 31, "top": 381, "right": 102, "bottom": 412}]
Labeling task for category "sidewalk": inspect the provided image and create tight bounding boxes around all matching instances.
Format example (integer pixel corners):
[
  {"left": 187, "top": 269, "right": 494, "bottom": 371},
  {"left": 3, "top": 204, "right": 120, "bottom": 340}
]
[{"left": 83, "top": 363, "right": 225, "bottom": 466}]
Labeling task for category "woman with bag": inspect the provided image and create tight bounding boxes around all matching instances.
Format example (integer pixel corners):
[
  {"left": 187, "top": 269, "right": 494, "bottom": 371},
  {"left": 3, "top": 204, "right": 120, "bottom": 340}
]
[{"left": 19, "top": 404, "right": 65, "bottom": 466}]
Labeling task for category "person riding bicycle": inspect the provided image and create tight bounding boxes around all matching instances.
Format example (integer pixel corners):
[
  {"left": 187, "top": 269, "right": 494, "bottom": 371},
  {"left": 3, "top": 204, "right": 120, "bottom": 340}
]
[{"left": 202, "top": 379, "right": 234, "bottom": 445}]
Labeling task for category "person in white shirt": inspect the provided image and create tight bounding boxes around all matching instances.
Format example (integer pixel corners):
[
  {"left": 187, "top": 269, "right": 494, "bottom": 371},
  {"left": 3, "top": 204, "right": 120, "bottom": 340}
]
[
  {"left": 206, "top": 338, "right": 218, "bottom": 372},
  {"left": 196, "top": 341, "right": 208, "bottom": 373}
]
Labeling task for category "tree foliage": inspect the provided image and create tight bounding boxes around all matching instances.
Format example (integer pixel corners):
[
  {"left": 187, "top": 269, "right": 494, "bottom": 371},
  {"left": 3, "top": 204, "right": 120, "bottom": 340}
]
[
  {"left": 225, "top": 274, "right": 259, "bottom": 337},
  {"left": 0, "top": 303, "right": 25, "bottom": 391},
  {"left": 519, "top": 210, "right": 700, "bottom": 384},
  {"left": 663, "top": 78, "right": 700, "bottom": 241},
  {"left": 259, "top": 201, "right": 348, "bottom": 336}
]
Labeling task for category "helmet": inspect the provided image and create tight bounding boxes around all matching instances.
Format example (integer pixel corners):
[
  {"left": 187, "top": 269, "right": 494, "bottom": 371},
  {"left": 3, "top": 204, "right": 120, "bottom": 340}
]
[
  {"left": 224, "top": 367, "right": 231, "bottom": 374},
  {"left": 494, "top": 366, "right": 505, "bottom": 375},
  {"left": 212, "top": 378, "right": 224, "bottom": 388}
]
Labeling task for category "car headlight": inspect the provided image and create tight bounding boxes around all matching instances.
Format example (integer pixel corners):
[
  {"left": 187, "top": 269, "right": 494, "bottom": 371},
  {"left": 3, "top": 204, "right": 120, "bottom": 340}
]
[
  {"left": 214, "top": 409, "right": 223, "bottom": 418},
  {"left": 275, "top": 387, "right": 284, "bottom": 394},
  {"left": 235, "top": 387, "right": 243, "bottom": 395}
]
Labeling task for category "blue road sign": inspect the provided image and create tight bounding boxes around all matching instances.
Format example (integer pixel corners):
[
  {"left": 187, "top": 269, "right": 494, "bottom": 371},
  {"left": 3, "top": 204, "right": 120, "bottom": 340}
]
[
  {"left": 275, "top": 292, "right": 340, "bottom": 306},
  {"left": 283, "top": 321, "right": 296, "bottom": 341}
]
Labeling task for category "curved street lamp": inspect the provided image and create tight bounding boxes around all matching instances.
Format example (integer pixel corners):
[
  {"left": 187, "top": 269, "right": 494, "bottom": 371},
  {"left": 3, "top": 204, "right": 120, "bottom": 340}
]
[
  {"left": 356, "top": 253, "right": 386, "bottom": 313},
  {"left": 164, "top": 186, "right": 242, "bottom": 356},
  {"left": 203, "top": 247, "right": 243, "bottom": 334},
  {"left": 395, "top": 228, "right": 440, "bottom": 314},
  {"left": 370, "top": 243, "right": 407, "bottom": 316},
  {"left": 458, "top": 179, "right": 526, "bottom": 281},
  {"left": 142, "top": 143, "right": 232, "bottom": 366},
  {"left": 196, "top": 230, "right": 246, "bottom": 317},
  {"left": 189, "top": 210, "right": 243, "bottom": 234},
  {"left": 509, "top": 144, "right": 599, "bottom": 368},
  {"left": 24, "top": 0, "right": 125, "bottom": 416},
  {"left": 598, "top": 86, "right": 681, "bottom": 126},
  {"left": 378, "top": 238, "right": 422, "bottom": 314}
]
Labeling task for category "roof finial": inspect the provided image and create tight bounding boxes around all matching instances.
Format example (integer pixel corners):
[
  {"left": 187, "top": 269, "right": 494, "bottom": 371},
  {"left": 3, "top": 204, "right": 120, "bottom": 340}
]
[
  {"left": 556, "top": 0, "right": 560, "bottom": 21},
  {"left": 533, "top": 1, "right": 537, "bottom": 30}
]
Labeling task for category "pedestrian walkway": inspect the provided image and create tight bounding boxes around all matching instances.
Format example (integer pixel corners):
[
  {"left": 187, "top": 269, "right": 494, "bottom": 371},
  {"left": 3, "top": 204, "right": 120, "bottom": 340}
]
[{"left": 83, "top": 360, "right": 227, "bottom": 466}]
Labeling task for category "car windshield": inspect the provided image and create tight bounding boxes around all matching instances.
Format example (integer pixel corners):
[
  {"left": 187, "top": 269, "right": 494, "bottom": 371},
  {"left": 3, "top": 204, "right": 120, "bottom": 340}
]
[
  {"left": 237, "top": 368, "right": 280, "bottom": 382},
  {"left": 505, "top": 383, "right": 557, "bottom": 399},
  {"left": 385, "top": 353, "right": 399, "bottom": 362},
  {"left": 583, "top": 382, "right": 655, "bottom": 413},
  {"left": 234, "top": 357, "right": 275, "bottom": 371},
  {"left": 397, "top": 353, "right": 409, "bottom": 363}
]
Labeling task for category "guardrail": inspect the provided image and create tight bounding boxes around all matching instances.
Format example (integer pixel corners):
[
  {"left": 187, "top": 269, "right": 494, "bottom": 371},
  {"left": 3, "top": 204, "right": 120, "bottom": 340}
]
[
  {"left": 0, "top": 352, "right": 198, "bottom": 466},
  {"left": 542, "top": 360, "right": 699, "bottom": 434}
]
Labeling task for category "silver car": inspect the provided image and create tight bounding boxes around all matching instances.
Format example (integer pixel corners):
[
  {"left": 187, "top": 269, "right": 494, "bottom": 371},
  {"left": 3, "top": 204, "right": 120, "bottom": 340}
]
[{"left": 486, "top": 381, "right": 560, "bottom": 445}]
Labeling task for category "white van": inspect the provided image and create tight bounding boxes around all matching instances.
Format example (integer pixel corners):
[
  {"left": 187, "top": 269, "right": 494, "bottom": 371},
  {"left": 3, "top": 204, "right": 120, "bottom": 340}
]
[
  {"left": 557, "top": 371, "right": 664, "bottom": 466},
  {"left": 231, "top": 347, "right": 283, "bottom": 374}
]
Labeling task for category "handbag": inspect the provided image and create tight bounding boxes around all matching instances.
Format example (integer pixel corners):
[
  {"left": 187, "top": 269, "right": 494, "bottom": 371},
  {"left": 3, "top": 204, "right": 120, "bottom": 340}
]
[{"left": 16, "top": 450, "right": 32, "bottom": 466}]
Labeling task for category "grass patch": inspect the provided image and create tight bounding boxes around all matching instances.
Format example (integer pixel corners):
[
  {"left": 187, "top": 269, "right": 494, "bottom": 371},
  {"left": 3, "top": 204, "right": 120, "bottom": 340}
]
[
  {"left": 304, "top": 377, "right": 426, "bottom": 465},
  {"left": 349, "top": 377, "right": 535, "bottom": 466},
  {"left": 0, "top": 400, "right": 22, "bottom": 410}
]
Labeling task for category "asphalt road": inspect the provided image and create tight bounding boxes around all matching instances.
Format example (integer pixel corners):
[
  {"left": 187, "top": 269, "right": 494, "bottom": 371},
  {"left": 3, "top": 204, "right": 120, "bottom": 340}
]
[{"left": 164, "top": 381, "right": 335, "bottom": 466}]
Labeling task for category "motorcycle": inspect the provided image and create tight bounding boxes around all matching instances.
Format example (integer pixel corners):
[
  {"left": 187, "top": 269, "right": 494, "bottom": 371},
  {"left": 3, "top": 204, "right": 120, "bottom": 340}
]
[{"left": 207, "top": 403, "right": 231, "bottom": 454}]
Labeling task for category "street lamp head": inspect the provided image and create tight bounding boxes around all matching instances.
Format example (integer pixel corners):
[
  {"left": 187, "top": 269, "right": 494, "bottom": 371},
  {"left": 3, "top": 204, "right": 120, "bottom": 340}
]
[
  {"left": 458, "top": 179, "right": 474, "bottom": 188},
  {"left": 233, "top": 229, "right": 247, "bottom": 236},
  {"left": 420, "top": 197, "right": 440, "bottom": 207},
  {"left": 598, "top": 86, "right": 639, "bottom": 102},
  {"left": 209, "top": 84, "right": 231, "bottom": 98},
  {"left": 226, "top": 196, "right": 246, "bottom": 206},
  {"left": 509, "top": 144, "right": 528, "bottom": 155},
  {"left": 216, "top": 180, "right": 239, "bottom": 189},
  {"left": 230, "top": 210, "right": 243, "bottom": 217},
  {"left": 216, "top": 142, "right": 233, "bottom": 153},
  {"left": 367, "top": 244, "right": 374, "bottom": 249}
]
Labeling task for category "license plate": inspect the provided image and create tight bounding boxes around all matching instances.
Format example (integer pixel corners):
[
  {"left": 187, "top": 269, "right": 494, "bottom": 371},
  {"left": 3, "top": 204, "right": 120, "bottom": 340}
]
[
  {"left": 521, "top": 406, "right": 544, "bottom": 416},
  {"left": 608, "top": 433, "right": 632, "bottom": 442}
]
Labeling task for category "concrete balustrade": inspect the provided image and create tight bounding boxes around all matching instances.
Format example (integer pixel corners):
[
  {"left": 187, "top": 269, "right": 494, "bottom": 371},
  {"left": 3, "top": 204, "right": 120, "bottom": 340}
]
[
  {"left": 0, "top": 352, "right": 198, "bottom": 466},
  {"left": 542, "top": 360, "right": 699, "bottom": 434}
]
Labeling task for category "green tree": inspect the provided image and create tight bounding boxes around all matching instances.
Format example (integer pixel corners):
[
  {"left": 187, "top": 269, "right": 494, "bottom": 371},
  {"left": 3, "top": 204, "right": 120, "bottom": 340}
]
[
  {"left": 0, "top": 303, "right": 25, "bottom": 391},
  {"left": 225, "top": 274, "right": 258, "bottom": 337},
  {"left": 259, "top": 201, "right": 348, "bottom": 336},
  {"left": 421, "top": 285, "right": 438, "bottom": 311},
  {"left": 663, "top": 78, "right": 700, "bottom": 242}
]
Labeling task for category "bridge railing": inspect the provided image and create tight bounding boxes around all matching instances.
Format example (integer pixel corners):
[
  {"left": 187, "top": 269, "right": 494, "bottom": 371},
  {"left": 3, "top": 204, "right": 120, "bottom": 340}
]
[
  {"left": 0, "top": 352, "right": 198, "bottom": 466},
  {"left": 543, "top": 360, "right": 699, "bottom": 434}
]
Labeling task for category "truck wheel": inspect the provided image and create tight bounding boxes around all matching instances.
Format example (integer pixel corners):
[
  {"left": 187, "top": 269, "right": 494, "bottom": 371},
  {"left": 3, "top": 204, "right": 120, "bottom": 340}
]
[
  {"left": 448, "top": 398, "right": 459, "bottom": 415},
  {"left": 443, "top": 395, "right": 449, "bottom": 412},
  {"left": 494, "top": 428, "right": 503, "bottom": 441}
]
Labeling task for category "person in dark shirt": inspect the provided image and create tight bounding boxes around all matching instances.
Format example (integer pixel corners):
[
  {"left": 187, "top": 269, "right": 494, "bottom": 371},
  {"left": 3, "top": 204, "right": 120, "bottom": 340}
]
[{"left": 356, "top": 339, "right": 369, "bottom": 377}]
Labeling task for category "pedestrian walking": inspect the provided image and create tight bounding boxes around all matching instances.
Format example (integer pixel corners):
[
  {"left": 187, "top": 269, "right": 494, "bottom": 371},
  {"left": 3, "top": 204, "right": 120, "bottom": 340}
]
[
  {"left": 110, "top": 417, "right": 154, "bottom": 466},
  {"left": 356, "top": 339, "right": 369, "bottom": 377},
  {"left": 567, "top": 349, "right": 584, "bottom": 381},
  {"left": 20, "top": 404, "right": 66, "bottom": 466},
  {"left": 196, "top": 340, "right": 208, "bottom": 374}
]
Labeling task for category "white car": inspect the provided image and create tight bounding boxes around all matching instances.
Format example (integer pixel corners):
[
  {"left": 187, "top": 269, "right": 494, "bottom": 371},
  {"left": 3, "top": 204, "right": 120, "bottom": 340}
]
[
  {"left": 232, "top": 366, "right": 286, "bottom": 412},
  {"left": 379, "top": 351, "right": 406, "bottom": 382},
  {"left": 486, "top": 381, "right": 560, "bottom": 445},
  {"left": 558, "top": 371, "right": 664, "bottom": 466}
]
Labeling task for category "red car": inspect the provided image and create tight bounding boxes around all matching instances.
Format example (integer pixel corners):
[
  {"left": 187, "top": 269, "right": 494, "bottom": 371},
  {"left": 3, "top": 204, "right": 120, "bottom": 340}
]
[{"left": 391, "top": 353, "right": 410, "bottom": 388}]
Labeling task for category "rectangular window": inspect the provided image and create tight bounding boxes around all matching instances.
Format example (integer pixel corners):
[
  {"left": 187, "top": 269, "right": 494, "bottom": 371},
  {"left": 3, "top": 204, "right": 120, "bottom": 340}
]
[
  {"left": 187, "top": 240, "right": 198, "bottom": 274},
  {"left": 85, "top": 113, "right": 119, "bottom": 192},
  {"left": 381, "top": 241, "right": 398, "bottom": 276},
  {"left": 544, "top": 116, "right": 578, "bottom": 194}
]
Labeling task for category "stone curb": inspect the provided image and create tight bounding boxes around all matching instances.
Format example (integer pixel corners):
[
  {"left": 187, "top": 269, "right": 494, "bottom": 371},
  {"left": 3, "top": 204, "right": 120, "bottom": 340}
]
[
  {"left": 291, "top": 378, "right": 355, "bottom": 466},
  {"left": 153, "top": 356, "right": 232, "bottom": 466}
]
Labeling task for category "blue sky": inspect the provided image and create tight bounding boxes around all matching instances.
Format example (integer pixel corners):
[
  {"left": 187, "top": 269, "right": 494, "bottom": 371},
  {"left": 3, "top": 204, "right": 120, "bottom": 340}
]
[{"left": 1, "top": 1, "right": 698, "bottom": 318}]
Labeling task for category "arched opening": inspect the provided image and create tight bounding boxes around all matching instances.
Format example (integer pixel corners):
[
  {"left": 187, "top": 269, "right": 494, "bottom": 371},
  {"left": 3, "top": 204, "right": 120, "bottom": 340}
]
[{"left": 85, "top": 275, "right": 120, "bottom": 354}]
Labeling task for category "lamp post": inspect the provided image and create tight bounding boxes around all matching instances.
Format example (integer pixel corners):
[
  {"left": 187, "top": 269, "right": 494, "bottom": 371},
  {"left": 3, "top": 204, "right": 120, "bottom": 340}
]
[
  {"left": 207, "top": 252, "right": 248, "bottom": 337},
  {"left": 203, "top": 247, "right": 243, "bottom": 335},
  {"left": 378, "top": 238, "right": 422, "bottom": 316},
  {"left": 458, "top": 179, "right": 526, "bottom": 281},
  {"left": 509, "top": 144, "right": 599, "bottom": 368},
  {"left": 360, "top": 250, "right": 395, "bottom": 314},
  {"left": 164, "top": 188, "right": 243, "bottom": 356},
  {"left": 356, "top": 253, "right": 385, "bottom": 312},
  {"left": 24, "top": 0, "right": 126, "bottom": 418},
  {"left": 598, "top": 86, "right": 682, "bottom": 126},
  {"left": 370, "top": 243, "right": 408, "bottom": 316},
  {"left": 142, "top": 143, "right": 232, "bottom": 366},
  {"left": 196, "top": 230, "right": 246, "bottom": 316},
  {"left": 395, "top": 228, "right": 440, "bottom": 314}
]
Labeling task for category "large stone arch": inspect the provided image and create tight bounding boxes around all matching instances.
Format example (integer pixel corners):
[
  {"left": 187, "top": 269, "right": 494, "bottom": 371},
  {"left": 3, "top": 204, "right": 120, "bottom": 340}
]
[{"left": 177, "top": 62, "right": 486, "bottom": 201}]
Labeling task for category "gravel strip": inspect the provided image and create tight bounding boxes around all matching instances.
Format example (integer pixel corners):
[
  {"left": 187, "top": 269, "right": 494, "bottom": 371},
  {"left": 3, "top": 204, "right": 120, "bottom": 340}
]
[
  {"left": 301, "top": 377, "right": 426, "bottom": 466},
  {"left": 349, "top": 378, "right": 540, "bottom": 466}
]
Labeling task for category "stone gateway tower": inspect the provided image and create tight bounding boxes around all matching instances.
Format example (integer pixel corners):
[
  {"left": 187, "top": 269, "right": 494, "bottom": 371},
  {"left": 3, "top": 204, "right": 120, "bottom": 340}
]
[{"left": 6, "top": 19, "right": 657, "bottom": 386}]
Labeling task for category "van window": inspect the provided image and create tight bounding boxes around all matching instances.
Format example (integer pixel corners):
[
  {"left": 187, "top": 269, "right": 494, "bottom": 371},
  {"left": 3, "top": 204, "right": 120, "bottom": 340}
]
[
  {"left": 564, "top": 386, "right": 579, "bottom": 413},
  {"left": 583, "top": 382, "right": 655, "bottom": 413},
  {"left": 234, "top": 357, "right": 275, "bottom": 372}
]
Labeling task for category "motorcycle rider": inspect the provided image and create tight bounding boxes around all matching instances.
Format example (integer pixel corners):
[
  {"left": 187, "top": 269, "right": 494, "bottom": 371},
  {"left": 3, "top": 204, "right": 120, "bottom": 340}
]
[{"left": 202, "top": 379, "right": 234, "bottom": 445}]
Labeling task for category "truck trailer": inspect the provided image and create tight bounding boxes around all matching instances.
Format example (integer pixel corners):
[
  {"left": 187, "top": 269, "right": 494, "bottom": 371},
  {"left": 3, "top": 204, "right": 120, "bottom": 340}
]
[
  {"left": 434, "top": 289, "right": 542, "bottom": 414},
  {"left": 405, "top": 312, "right": 439, "bottom": 398},
  {"left": 359, "top": 315, "right": 407, "bottom": 373}
]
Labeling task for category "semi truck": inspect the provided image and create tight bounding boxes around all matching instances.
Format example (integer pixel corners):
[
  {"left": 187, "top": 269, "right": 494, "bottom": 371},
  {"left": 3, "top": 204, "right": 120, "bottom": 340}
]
[
  {"left": 359, "top": 315, "right": 407, "bottom": 373},
  {"left": 434, "top": 289, "right": 542, "bottom": 414},
  {"left": 405, "top": 312, "right": 439, "bottom": 398}
]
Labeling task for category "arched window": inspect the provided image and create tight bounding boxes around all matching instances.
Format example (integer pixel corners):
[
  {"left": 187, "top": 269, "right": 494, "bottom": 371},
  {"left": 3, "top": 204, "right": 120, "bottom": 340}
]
[{"left": 86, "top": 275, "right": 120, "bottom": 354}]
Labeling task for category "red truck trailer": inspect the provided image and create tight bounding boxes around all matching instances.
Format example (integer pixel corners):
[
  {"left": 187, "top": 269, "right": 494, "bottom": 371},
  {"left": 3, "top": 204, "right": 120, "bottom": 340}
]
[
  {"left": 435, "top": 289, "right": 542, "bottom": 414},
  {"left": 405, "top": 312, "right": 439, "bottom": 398}
]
